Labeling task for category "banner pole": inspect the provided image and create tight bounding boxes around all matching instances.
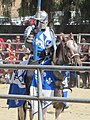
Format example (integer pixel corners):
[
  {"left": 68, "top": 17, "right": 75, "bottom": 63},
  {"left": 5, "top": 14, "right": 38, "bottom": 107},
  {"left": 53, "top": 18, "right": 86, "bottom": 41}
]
[
  {"left": 37, "top": 1, "right": 43, "bottom": 120},
  {"left": 34, "top": 0, "right": 41, "bottom": 59},
  {"left": 37, "top": 0, "right": 41, "bottom": 18}
]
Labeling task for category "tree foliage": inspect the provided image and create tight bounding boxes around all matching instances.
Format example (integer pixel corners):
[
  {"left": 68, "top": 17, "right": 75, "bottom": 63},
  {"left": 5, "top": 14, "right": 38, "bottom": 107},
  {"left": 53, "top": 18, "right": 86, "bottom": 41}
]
[
  {"left": 1, "top": 0, "right": 90, "bottom": 25},
  {"left": 18, "top": 0, "right": 37, "bottom": 17}
]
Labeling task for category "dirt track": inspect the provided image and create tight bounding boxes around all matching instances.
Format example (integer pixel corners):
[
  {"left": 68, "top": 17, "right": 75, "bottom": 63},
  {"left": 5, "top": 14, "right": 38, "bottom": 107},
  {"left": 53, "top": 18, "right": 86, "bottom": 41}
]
[{"left": 0, "top": 84, "right": 90, "bottom": 120}]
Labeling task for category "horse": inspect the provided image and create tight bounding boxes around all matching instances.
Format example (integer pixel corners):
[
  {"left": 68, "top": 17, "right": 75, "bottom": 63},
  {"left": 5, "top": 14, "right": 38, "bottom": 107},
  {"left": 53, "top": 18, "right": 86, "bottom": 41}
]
[
  {"left": 50, "top": 33, "right": 82, "bottom": 119},
  {"left": 7, "top": 33, "right": 82, "bottom": 120}
]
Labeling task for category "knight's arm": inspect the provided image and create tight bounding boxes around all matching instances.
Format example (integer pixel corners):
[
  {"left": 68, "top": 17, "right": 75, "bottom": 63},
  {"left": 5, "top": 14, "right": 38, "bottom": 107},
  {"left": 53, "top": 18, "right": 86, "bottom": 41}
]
[{"left": 24, "top": 25, "right": 38, "bottom": 51}]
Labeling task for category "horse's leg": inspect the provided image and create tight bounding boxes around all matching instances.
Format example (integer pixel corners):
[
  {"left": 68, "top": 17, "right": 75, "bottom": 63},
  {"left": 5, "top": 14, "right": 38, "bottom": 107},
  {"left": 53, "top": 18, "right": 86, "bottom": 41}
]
[
  {"left": 18, "top": 105, "right": 26, "bottom": 120},
  {"left": 28, "top": 106, "right": 47, "bottom": 120},
  {"left": 55, "top": 104, "right": 65, "bottom": 120},
  {"left": 29, "top": 107, "right": 33, "bottom": 120},
  {"left": 53, "top": 81, "right": 65, "bottom": 120}
]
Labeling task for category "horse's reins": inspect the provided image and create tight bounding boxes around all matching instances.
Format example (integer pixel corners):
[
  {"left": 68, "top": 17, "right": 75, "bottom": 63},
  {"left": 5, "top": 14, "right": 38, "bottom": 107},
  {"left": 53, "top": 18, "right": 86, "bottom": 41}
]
[{"left": 70, "top": 53, "right": 80, "bottom": 59}]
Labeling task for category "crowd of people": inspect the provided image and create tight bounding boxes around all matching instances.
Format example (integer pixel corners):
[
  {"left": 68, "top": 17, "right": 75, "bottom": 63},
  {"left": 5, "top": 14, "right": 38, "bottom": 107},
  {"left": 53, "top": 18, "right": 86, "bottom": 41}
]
[
  {"left": 0, "top": 33, "right": 90, "bottom": 88},
  {"left": 0, "top": 35, "right": 30, "bottom": 83}
]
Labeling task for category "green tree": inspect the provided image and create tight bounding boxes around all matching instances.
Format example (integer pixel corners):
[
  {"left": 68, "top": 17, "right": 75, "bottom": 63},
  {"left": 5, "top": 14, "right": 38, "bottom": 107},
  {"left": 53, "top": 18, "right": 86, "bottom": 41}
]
[
  {"left": 18, "top": 0, "right": 37, "bottom": 17},
  {"left": 80, "top": 0, "right": 90, "bottom": 22},
  {"left": 1, "top": 0, "right": 90, "bottom": 25}
]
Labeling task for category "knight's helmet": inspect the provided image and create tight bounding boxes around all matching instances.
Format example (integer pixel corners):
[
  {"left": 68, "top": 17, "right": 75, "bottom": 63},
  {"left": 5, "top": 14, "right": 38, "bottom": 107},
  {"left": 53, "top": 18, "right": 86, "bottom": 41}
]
[
  {"left": 34, "top": 10, "right": 48, "bottom": 29},
  {"left": 24, "top": 10, "right": 48, "bottom": 50}
]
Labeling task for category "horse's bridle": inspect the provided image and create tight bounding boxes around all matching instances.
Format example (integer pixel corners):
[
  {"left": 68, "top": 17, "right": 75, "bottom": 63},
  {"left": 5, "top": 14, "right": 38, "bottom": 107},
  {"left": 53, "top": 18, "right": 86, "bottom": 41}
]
[
  {"left": 70, "top": 53, "right": 80, "bottom": 59},
  {"left": 63, "top": 39, "right": 80, "bottom": 64}
]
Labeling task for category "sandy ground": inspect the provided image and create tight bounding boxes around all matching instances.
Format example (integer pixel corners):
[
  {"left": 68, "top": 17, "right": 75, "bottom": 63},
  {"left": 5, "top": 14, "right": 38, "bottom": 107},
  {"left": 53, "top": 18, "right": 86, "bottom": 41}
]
[{"left": 0, "top": 84, "right": 90, "bottom": 120}]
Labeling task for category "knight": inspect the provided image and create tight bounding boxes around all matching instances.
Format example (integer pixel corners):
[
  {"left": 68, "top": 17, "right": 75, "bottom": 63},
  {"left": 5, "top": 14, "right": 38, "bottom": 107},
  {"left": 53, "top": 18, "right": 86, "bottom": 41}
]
[
  {"left": 24, "top": 10, "right": 59, "bottom": 114},
  {"left": 24, "top": 10, "right": 69, "bottom": 113},
  {"left": 7, "top": 10, "right": 68, "bottom": 120}
]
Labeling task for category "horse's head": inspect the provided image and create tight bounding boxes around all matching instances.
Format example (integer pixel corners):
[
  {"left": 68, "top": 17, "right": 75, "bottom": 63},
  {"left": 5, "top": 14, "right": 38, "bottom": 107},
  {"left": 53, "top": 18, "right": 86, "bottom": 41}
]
[
  {"left": 51, "top": 34, "right": 82, "bottom": 66},
  {"left": 64, "top": 38, "right": 82, "bottom": 66}
]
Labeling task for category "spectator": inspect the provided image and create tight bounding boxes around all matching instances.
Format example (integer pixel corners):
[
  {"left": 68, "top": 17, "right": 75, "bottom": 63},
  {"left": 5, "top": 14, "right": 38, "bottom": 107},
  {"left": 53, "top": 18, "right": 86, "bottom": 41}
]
[
  {"left": 6, "top": 39, "right": 13, "bottom": 56},
  {"left": 15, "top": 35, "right": 23, "bottom": 61},
  {"left": 80, "top": 38, "right": 89, "bottom": 89},
  {"left": 87, "top": 39, "right": 90, "bottom": 88},
  {"left": 0, "top": 38, "right": 6, "bottom": 60},
  {"left": 5, "top": 39, "right": 16, "bottom": 64},
  {"left": 11, "top": 38, "right": 17, "bottom": 51},
  {"left": 5, "top": 39, "right": 16, "bottom": 82},
  {"left": 0, "top": 38, "right": 5, "bottom": 80},
  {"left": 16, "top": 35, "right": 22, "bottom": 51},
  {"left": 0, "top": 38, "right": 6, "bottom": 50}
]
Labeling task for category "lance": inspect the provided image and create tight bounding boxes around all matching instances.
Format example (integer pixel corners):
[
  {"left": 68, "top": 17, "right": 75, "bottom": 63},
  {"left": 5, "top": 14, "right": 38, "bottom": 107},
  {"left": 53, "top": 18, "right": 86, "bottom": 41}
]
[
  {"left": 37, "top": 0, "right": 41, "bottom": 18},
  {"left": 34, "top": 0, "right": 41, "bottom": 59}
]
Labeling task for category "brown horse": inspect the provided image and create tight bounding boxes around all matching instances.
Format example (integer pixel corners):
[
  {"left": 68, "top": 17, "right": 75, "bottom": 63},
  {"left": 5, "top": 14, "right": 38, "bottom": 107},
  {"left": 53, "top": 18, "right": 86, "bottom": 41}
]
[{"left": 50, "top": 33, "right": 82, "bottom": 119}]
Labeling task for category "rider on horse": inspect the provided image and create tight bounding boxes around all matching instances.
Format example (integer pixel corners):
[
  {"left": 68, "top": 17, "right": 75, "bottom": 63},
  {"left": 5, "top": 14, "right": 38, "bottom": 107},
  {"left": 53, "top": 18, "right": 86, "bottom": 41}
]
[
  {"left": 7, "top": 11, "right": 69, "bottom": 119},
  {"left": 24, "top": 10, "right": 69, "bottom": 111},
  {"left": 24, "top": 10, "right": 59, "bottom": 114}
]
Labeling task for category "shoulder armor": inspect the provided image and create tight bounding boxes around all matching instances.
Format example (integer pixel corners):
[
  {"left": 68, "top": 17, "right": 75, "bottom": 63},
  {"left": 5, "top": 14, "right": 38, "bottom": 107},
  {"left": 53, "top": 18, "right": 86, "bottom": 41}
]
[{"left": 24, "top": 25, "right": 35, "bottom": 39}]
